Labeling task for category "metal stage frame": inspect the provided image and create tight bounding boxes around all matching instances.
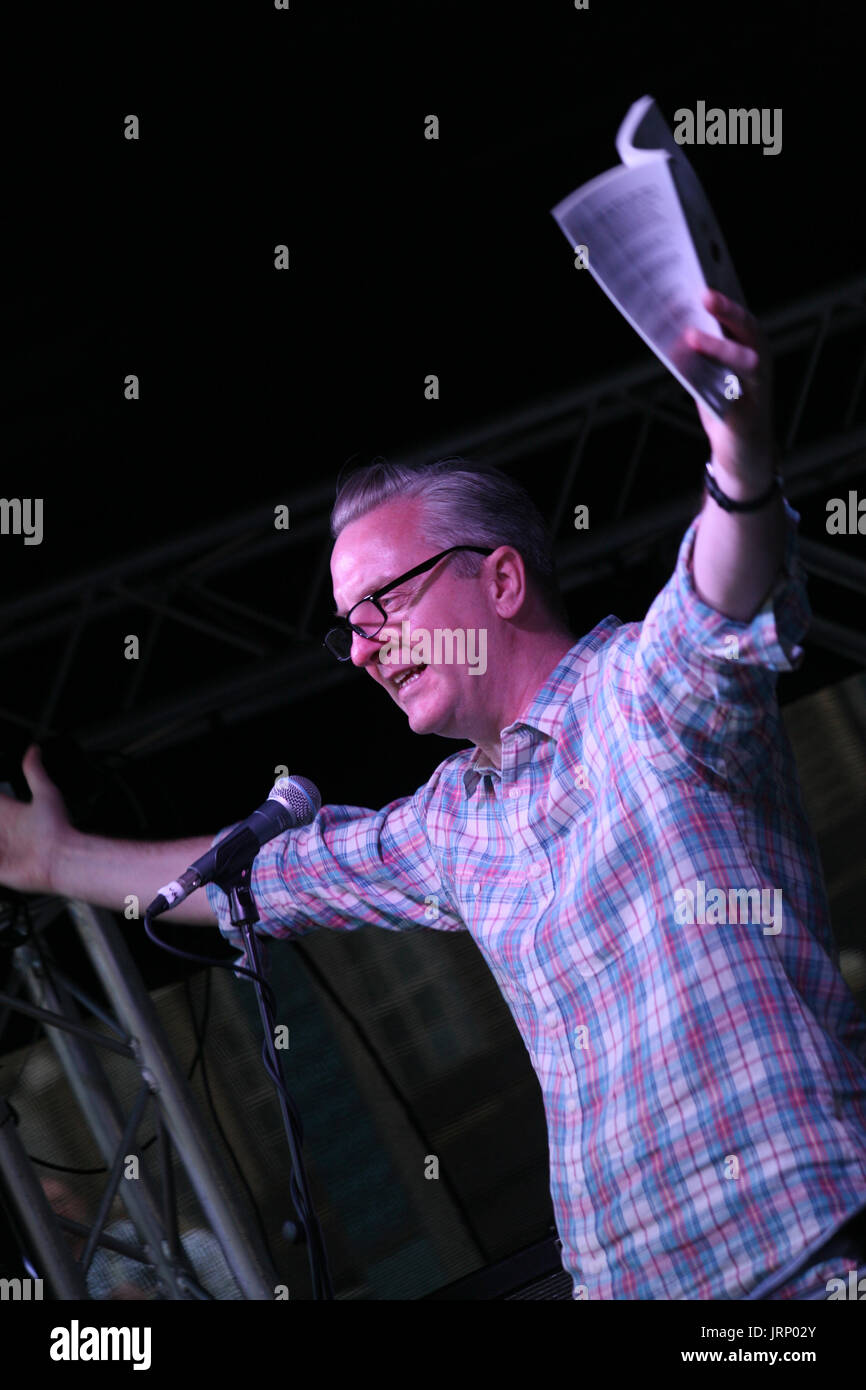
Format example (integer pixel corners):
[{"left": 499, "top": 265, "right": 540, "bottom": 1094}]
[{"left": 0, "top": 898, "right": 276, "bottom": 1300}]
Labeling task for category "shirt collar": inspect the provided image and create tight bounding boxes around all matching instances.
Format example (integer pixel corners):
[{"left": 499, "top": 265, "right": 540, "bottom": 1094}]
[{"left": 461, "top": 616, "right": 621, "bottom": 795}]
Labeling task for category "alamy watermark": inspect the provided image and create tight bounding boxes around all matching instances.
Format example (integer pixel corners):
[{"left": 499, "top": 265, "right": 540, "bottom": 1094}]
[
  {"left": 826, "top": 491, "right": 865, "bottom": 534},
  {"left": 673, "top": 103, "right": 782, "bottom": 156},
  {"left": 1, "top": 1276, "right": 43, "bottom": 1300},
  {"left": 49, "top": 1320, "right": 151, "bottom": 1370},
  {"left": 673, "top": 879, "right": 783, "bottom": 935},
  {"left": 826, "top": 1268, "right": 866, "bottom": 1299},
  {"left": 378, "top": 620, "right": 487, "bottom": 675},
  {"left": 0, "top": 498, "right": 43, "bottom": 545}
]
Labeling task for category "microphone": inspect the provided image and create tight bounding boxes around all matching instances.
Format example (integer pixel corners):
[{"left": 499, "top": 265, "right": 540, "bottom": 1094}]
[{"left": 146, "top": 775, "right": 321, "bottom": 917}]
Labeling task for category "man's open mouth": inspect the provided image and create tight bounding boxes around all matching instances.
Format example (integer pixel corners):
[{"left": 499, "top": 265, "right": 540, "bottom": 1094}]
[{"left": 392, "top": 665, "right": 428, "bottom": 696}]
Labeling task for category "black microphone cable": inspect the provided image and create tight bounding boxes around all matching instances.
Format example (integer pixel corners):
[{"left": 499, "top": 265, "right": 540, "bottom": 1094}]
[{"left": 143, "top": 906, "right": 333, "bottom": 1298}]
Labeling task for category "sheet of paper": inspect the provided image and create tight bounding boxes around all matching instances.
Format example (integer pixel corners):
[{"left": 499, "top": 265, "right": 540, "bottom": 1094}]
[{"left": 552, "top": 97, "right": 747, "bottom": 420}]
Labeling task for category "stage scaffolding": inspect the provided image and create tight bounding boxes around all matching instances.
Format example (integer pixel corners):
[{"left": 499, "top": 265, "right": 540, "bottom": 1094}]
[{"left": 0, "top": 897, "right": 276, "bottom": 1300}]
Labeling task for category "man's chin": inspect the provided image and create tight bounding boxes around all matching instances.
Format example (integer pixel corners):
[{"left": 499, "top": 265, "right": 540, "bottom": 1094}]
[
  {"left": 391, "top": 672, "right": 456, "bottom": 736},
  {"left": 406, "top": 707, "right": 442, "bottom": 735},
  {"left": 404, "top": 698, "right": 452, "bottom": 738}
]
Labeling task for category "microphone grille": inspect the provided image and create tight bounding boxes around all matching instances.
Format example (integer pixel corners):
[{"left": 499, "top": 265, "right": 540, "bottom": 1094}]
[{"left": 270, "top": 774, "right": 322, "bottom": 823}]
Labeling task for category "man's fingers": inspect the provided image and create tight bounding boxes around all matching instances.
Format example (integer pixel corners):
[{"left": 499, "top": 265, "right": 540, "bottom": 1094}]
[
  {"left": 702, "top": 288, "right": 759, "bottom": 344},
  {"left": 22, "top": 743, "right": 48, "bottom": 790},
  {"left": 685, "top": 327, "right": 760, "bottom": 375}
]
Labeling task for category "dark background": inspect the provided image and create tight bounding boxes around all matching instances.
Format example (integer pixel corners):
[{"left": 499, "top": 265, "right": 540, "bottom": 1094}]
[{"left": 1, "top": 0, "right": 865, "bottom": 1303}]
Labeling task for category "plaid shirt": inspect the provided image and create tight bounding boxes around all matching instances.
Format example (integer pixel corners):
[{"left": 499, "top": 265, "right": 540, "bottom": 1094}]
[{"left": 207, "top": 500, "right": 866, "bottom": 1299}]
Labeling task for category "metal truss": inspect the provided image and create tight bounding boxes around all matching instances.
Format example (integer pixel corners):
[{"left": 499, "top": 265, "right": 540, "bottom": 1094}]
[
  {"left": 4, "top": 275, "right": 865, "bottom": 759},
  {"left": 0, "top": 897, "right": 277, "bottom": 1299}
]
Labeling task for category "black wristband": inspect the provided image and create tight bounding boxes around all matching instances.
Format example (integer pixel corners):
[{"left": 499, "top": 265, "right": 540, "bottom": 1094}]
[{"left": 704, "top": 461, "right": 782, "bottom": 513}]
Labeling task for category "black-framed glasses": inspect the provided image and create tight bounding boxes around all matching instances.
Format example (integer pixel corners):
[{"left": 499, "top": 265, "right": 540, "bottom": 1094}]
[{"left": 324, "top": 544, "right": 494, "bottom": 661}]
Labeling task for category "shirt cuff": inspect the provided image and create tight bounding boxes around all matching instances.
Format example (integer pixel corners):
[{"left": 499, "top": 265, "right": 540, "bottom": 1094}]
[{"left": 675, "top": 496, "right": 809, "bottom": 671}]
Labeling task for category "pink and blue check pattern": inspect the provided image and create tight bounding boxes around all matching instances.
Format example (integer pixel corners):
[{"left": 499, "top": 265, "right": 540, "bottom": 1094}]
[{"left": 207, "top": 500, "right": 866, "bottom": 1298}]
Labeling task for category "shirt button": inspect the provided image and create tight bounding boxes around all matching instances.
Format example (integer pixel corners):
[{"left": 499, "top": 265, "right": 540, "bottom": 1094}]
[
  {"left": 527, "top": 861, "right": 544, "bottom": 879},
  {"left": 473, "top": 882, "right": 482, "bottom": 896}
]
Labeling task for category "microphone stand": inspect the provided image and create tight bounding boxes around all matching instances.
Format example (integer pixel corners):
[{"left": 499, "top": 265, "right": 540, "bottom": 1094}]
[{"left": 213, "top": 858, "right": 334, "bottom": 1300}]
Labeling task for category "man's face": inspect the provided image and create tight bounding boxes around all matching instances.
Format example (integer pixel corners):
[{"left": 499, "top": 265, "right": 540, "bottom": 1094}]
[{"left": 330, "top": 497, "right": 493, "bottom": 740}]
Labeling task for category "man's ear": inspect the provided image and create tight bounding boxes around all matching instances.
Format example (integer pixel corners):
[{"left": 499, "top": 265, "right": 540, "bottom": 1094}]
[{"left": 487, "top": 546, "right": 527, "bottom": 619}]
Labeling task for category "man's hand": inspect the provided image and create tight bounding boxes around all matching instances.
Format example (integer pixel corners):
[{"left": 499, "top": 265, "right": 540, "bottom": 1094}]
[
  {"left": 686, "top": 287, "right": 778, "bottom": 491},
  {"left": 0, "top": 745, "right": 72, "bottom": 895},
  {"left": 0, "top": 745, "right": 218, "bottom": 925}
]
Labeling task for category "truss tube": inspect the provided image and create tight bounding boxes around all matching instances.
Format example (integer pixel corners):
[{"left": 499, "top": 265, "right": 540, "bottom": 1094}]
[
  {"left": 79, "top": 1081, "right": 152, "bottom": 1277},
  {"left": 17, "top": 943, "right": 192, "bottom": 1299},
  {"left": 555, "top": 435, "right": 866, "bottom": 589},
  {"left": 66, "top": 900, "right": 277, "bottom": 1300},
  {"left": 0, "top": 988, "right": 135, "bottom": 1058},
  {"left": 805, "top": 617, "right": 866, "bottom": 666},
  {"left": 0, "top": 1096, "right": 89, "bottom": 1299}
]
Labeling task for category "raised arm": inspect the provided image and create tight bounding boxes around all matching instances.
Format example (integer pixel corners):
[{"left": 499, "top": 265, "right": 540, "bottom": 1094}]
[{"left": 689, "top": 289, "right": 787, "bottom": 622}]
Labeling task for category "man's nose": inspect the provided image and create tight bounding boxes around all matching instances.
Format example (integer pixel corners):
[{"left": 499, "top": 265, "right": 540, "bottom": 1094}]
[
  {"left": 351, "top": 621, "right": 403, "bottom": 671},
  {"left": 350, "top": 630, "right": 387, "bottom": 669}
]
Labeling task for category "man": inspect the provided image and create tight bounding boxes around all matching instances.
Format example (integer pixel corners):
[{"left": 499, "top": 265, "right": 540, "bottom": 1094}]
[{"left": 3, "top": 291, "right": 866, "bottom": 1298}]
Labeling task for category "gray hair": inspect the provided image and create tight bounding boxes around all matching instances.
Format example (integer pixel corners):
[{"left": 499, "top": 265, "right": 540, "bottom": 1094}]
[{"left": 330, "top": 455, "right": 569, "bottom": 625}]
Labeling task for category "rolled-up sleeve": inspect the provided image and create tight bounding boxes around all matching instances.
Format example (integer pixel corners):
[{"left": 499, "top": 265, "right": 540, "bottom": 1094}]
[
  {"left": 630, "top": 498, "right": 811, "bottom": 787},
  {"left": 204, "top": 788, "right": 466, "bottom": 953}
]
